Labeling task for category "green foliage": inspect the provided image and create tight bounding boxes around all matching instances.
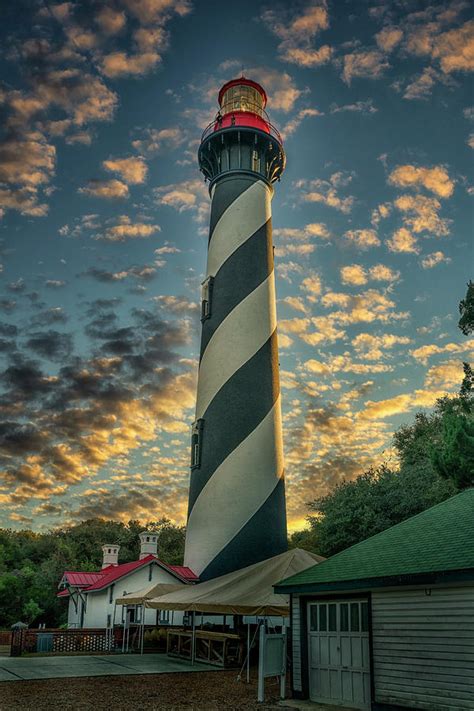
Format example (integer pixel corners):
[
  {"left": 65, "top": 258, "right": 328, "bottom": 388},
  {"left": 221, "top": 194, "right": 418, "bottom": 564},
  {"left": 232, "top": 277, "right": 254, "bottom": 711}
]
[
  {"left": 0, "top": 518, "right": 185, "bottom": 629},
  {"left": 458, "top": 280, "right": 474, "bottom": 336},
  {"left": 304, "top": 463, "right": 456, "bottom": 558},
  {"left": 431, "top": 397, "right": 474, "bottom": 489},
  {"left": 297, "top": 390, "right": 469, "bottom": 558}
]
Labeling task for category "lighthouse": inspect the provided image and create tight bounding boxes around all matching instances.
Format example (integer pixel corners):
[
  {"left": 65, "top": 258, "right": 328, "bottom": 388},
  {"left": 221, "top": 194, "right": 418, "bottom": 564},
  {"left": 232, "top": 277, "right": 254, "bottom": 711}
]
[{"left": 183, "top": 78, "right": 287, "bottom": 581}]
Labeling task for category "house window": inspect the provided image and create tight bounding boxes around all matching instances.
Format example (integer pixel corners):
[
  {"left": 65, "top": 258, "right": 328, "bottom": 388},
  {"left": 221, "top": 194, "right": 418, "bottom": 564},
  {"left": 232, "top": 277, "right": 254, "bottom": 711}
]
[
  {"left": 191, "top": 419, "right": 204, "bottom": 469},
  {"left": 107, "top": 614, "right": 112, "bottom": 628},
  {"left": 148, "top": 565, "right": 153, "bottom": 582},
  {"left": 109, "top": 584, "right": 114, "bottom": 604},
  {"left": 201, "top": 277, "right": 214, "bottom": 321}
]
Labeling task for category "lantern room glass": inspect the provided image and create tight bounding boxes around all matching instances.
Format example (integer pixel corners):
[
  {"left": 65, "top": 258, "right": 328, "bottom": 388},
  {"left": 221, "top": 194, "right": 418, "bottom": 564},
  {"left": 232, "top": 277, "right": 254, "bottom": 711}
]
[{"left": 220, "top": 84, "right": 264, "bottom": 117}]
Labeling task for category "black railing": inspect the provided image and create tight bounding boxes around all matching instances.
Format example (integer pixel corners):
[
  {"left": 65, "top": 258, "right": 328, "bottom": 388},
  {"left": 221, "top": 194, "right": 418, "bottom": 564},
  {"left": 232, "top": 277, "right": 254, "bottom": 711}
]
[{"left": 201, "top": 110, "right": 283, "bottom": 144}]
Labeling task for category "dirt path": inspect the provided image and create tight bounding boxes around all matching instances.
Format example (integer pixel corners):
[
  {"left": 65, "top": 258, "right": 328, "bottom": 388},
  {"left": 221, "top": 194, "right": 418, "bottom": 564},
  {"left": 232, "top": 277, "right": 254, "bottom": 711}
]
[{"left": 0, "top": 670, "right": 292, "bottom": 710}]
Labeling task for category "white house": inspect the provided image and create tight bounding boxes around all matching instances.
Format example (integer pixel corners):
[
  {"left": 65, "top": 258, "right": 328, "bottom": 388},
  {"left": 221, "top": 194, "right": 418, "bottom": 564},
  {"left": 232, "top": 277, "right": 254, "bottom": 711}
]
[{"left": 58, "top": 532, "right": 198, "bottom": 629}]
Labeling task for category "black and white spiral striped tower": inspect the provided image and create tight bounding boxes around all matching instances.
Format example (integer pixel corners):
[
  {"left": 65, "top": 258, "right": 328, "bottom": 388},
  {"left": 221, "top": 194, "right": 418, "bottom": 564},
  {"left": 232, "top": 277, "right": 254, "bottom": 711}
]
[{"left": 183, "top": 78, "right": 287, "bottom": 581}]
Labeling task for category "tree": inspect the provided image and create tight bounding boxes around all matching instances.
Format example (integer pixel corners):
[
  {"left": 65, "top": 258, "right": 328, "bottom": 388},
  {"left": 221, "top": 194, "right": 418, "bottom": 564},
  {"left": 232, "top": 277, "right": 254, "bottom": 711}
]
[
  {"left": 458, "top": 280, "right": 474, "bottom": 336},
  {"left": 431, "top": 397, "right": 474, "bottom": 489},
  {"left": 304, "top": 462, "right": 455, "bottom": 558}
]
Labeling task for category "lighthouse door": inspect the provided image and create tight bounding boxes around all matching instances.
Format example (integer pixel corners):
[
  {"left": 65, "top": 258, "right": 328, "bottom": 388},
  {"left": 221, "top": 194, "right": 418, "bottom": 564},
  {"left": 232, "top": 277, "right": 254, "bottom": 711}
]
[{"left": 307, "top": 600, "right": 371, "bottom": 709}]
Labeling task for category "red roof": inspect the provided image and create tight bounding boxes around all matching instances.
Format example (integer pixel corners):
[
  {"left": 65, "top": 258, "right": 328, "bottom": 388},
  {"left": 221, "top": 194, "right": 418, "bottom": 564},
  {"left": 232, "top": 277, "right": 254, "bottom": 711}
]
[
  {"left": 61, "top": 571, "right": 104, "bottom": 587},
  {"left": 58, "top": 555, "right": 198, "bottom": 596},
  {"left": 170, "top": 565, "right": 199, "bottom": 581}
]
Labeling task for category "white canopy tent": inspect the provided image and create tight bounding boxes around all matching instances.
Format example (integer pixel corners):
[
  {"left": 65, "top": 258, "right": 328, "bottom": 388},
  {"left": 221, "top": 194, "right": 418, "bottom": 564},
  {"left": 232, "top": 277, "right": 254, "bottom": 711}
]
[
  {"left": 115, "top": 582, "right": 183, "bottom": 606},
  {"left": 145, "top": 548, "right": 324, "bottom": 616}
]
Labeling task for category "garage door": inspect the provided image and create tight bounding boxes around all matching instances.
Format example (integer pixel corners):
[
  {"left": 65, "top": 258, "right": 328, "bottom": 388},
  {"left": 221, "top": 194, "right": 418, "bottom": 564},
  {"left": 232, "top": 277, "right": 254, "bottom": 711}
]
[{"left": 308, "top": 600, "right": 371, "bottom": 709}]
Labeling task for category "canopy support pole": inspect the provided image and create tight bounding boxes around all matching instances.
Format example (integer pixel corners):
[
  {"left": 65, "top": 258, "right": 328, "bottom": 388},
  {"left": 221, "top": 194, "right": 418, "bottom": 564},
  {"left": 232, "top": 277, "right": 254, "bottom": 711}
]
[
  {"left": 246, "top": 622, "right": 250, "bottom": 683},
  {"left": 140, "top": 604, "right": 145, "bottom": 655},
  {"left": 191, "top": 611, "right": 196, "bottom": 666}
]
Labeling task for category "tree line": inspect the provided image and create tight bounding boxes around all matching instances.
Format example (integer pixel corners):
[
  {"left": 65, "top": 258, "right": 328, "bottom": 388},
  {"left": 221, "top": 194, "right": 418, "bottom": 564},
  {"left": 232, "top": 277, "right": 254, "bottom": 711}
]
[{"left": 0, "top": 283, "right": 472, "bottom": 628}]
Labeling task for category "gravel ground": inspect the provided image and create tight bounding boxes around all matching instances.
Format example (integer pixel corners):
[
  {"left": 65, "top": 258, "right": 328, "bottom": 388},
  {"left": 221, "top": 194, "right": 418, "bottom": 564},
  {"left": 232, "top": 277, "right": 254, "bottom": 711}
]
[{"left": 0, "top": 670, "right": 293, "bottom": 710}]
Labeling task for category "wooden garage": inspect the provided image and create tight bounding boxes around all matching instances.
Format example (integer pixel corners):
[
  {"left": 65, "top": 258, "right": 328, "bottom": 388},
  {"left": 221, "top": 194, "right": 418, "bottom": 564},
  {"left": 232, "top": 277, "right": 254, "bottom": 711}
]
[{"left": 275, "top": 489, "right": 474, "bottom": 711}]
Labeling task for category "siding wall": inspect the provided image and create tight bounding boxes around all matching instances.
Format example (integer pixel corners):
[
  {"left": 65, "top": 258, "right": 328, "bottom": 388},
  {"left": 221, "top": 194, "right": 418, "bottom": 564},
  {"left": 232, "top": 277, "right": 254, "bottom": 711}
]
[
  {"left": 292, "top": 594, "right": 303, "bottom": 692},
  {"left": 372, "top": 585, "right": 474, "bottom": 711}
]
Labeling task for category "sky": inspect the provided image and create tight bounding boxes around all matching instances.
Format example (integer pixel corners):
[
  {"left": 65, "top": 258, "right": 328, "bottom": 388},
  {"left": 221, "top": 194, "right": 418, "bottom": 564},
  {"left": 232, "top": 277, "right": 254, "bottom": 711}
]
[{"left": 0, "top": 0, "right": 472, "bottom": 534}]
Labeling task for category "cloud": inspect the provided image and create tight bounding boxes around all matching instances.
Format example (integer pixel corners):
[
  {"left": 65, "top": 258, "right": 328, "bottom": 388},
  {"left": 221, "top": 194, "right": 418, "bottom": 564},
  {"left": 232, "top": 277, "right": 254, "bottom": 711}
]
[
  {"left": 100, "top": 51, "right": 161, "bottom": 78},
  {"left": 344, "top": 229, "right": 381, "bottom": 249},
  {"left": 102, "top": 156, "right": 148, "bottom": 184},
  {"left": 297, "top": 174, "right": 354, "bottom": 213},
  {"left": 283, "top": 46, "right": 333, "bottom": 67},
  {"left": 369, "top": 264, "right": 400, "bottom": 282},
  {"left": 131, "top": 127, "right": 184, "bottom": 155},
  {"left": 262, "top": 3, "right": 331, "bottom": 67},
  {"left": 403, "top": 67, "right": 439, "bottom": 100},
  {"left": 330, "top": 99, "right": 377, "bottom": 114},
  {"left": 95, "top": 217, "right": 161, "bottom": 242},
  {"left": 431, "top": 19, "right": 474, "bottom": 74},
  {"left": 410, "top": 338, "right": 474, "bottom": 365},
  {"left": 321, "top": 288, "right": 409, "bottom": 326},
  {"left": 154, "top": 295, "right": 199, "bottom": 317},
  {"left": 154, "top": 179, "right": 209, "bottom": 224},
  {"left": 386, "top": 227, "right": 420, "bottom": 254},
  {"left": 85, "top": 265, "right": 158, "bottom": 282},
  {"left": 394, "top": 194, "right": 450, "bottom": 236},
  {"left": 421, "top": 251, "right": 452, "bottom": 268},
  {"left": 26, "top": 330, "right": 73, "bottom": 360},
  {"left": 341, "top": 265, "right": 367, "bottom": 286},
  {"left": 300, "top": 274, "right": 322, "bottom": 301},
  {"left": 95, "top": 6, "right": 127, "bottom": 35},
  {"left": 375, "top": 27, "right": 403, "bottom": 53},
  {"left": 342, "top": 50, "right": 390, "bottom": 84},
  {"left": 388, "top": 164, "right": 455, "bottom": 198},
  {"left": 425, "top": 360, "right": 466, "bottom": 389},
  {"left": 0, "top": 132, "right": 55, "bottom": 188},
  {"left": 281, "top": 108, "right": 323, "bottom": 138},
  {"left": 352, "top": 332, "right": 411, "bottom": 361},
  {"left": 303, "top": 356, "right": 392, "bottom": 376},
  {"left": 79, "top": 179, "right": 129, "bottom": 199}
]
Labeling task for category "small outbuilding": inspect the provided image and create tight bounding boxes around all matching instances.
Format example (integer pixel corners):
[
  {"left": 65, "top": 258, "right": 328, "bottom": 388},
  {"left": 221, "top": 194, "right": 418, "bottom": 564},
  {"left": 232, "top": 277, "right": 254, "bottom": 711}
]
[{"left": 275, "top": 489, "right": 474, "bottom": 711}]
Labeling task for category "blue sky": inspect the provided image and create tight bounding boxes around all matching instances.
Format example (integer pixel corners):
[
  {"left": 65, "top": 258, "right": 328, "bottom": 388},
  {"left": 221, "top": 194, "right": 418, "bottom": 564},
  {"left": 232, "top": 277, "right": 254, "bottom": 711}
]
[{"left": 0, "top": 0, "right": 472, "bottom": 531}]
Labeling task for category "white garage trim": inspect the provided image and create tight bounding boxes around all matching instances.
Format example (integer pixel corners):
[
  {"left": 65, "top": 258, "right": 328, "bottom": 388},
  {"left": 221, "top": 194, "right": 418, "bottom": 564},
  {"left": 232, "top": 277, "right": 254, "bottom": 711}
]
[{"left": 307, "top": 599, "right": 371, "bottom": 710}]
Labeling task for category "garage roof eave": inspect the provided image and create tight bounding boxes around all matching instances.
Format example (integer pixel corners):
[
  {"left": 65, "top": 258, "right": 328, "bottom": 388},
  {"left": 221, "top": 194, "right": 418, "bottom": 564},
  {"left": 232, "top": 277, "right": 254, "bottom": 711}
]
[{"left": 274, "top": 567, "right": 474, "bottom": 595}]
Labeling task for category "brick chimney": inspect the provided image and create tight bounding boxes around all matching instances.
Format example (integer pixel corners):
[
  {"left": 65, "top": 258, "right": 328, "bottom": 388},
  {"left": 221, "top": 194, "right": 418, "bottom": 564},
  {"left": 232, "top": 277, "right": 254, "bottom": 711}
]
[
  {"left": 139, "top": 531, "right": 158, "bottom": 559},
  {"left": 101, "top": 544, "right": 120, "bottom": 568}
]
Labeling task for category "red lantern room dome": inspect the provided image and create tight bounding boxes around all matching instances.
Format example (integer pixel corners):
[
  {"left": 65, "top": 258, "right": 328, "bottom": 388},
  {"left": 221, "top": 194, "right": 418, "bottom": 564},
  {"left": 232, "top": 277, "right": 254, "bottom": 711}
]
[
  {"left": 211, "top": 77, "right": 275, "bottom": 137},
  {"left": 218, "top": 78, "right": 267, "bottom": 111}
]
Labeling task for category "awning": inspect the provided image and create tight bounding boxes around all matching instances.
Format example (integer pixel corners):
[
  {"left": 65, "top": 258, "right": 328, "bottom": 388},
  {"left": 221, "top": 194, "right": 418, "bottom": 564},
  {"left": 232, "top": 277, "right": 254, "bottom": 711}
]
[
  {"left": 145, "top": 548, "right": 324, "bottom": 616},
  {"left": 115, "top": 582, "right": 183, "bottom": 605}
]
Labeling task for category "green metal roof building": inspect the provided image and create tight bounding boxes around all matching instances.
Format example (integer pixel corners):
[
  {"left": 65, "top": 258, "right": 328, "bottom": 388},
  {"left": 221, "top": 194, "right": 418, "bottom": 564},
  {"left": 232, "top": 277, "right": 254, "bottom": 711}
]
[{"left": 275, "top": 490, "right": 474, "bottom": 711}]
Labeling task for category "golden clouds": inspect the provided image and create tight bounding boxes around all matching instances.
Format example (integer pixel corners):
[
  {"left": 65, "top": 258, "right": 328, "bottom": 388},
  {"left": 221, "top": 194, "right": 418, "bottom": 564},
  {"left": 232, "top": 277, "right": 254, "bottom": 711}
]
[
  {"left": 341, "top": 265, "right": 367, "bottom": 286},
  {"left": 79, "top": 179, "right": 129, "bottom": 200},
  {"left": 97, "top": 217, "right": 161, "bottom": 242},
  {"left": 410, "top": 339, "right": 474, "bottom": 365},
  {"left": 344, "top": 229, "right": 380, "bottom": 249},
  {"left": 395, "top": 194, "right": 450, "bottom": 235},
  {"left": 352, "top": 333, "right": 411, "bottom": 361},
  {"left": 297, "top": 174, "right": 354, "bottom": 213},
  {"left": 421, "top": 251, "right": 452, "bottom": 268},
  {"left": 388, "top": 164, "right": 454, "bottom": 198},
  {"left": 262, "top": 3, "right": 331, "bottom": 69},
  {"left": 103, "top": 156, "right": 148, "bottom": 184},
  {"left": 386, "top": 227, "right": 420, "bottom": 254},
  {"left": 342, "top": 50, "right": 390, "bottom": 84},
  {"left": 375, "top": 27, "right": 403, "bottom": 53}
]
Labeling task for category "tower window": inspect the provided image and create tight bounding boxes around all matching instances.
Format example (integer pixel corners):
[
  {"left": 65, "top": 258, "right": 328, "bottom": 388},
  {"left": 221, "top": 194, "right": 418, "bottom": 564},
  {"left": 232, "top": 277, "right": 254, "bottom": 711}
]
[
  {"left": 191, "top": 419, "right": 204, "bottom": 469},
  {"left": 201, "top": 277, "right": 214, "bottom": 321}
]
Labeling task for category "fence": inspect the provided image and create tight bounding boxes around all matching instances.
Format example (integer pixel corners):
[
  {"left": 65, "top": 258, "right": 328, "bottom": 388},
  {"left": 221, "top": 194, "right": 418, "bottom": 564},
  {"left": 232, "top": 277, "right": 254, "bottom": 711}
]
[{"left": 10, "top": 628, "right": 122, "bottom": 656}]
